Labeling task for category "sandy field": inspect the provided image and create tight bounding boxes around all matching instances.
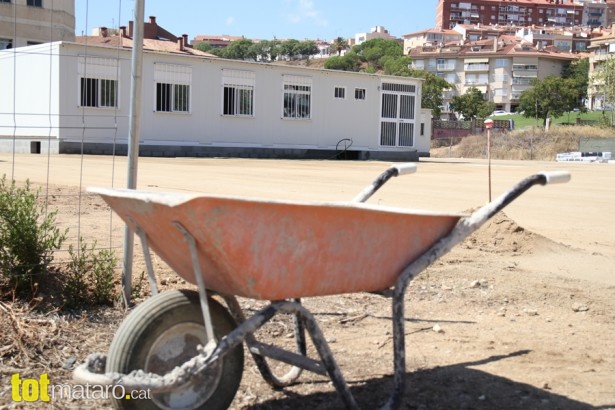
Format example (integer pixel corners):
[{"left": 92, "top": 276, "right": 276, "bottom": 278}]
[{"left": 0, "top": 153, "right": 614, "bottom": 409}]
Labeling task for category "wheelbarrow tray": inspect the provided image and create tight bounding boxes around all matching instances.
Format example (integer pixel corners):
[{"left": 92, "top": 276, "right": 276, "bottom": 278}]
[{"left": 90, "top": 188, "right": 463, "bottom": 300}]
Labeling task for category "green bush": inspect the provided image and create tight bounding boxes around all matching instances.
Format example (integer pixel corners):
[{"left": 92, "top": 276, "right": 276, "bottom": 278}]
[
  {"left": 0, "top": 175, "right": 67, "bottom": 295},
  {"left": 65, "top": 237, "right": 118, "bottom": 308}
]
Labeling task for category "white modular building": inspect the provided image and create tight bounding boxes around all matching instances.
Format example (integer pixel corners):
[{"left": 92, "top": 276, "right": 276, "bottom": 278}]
[{"left": 0, "top": 41, "right": 431, "bottom": 160}]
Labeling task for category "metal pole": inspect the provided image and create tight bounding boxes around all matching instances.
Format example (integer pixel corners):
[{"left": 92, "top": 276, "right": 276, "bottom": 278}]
[
  {"left": 487, "top": 127, "right": 492, "bottom": 202},
  {"left": 121, "top": 0, "right": 145, "bottom": 306},
  {"left": 484, "top": 119, "right": 493, "bottom": 202}
]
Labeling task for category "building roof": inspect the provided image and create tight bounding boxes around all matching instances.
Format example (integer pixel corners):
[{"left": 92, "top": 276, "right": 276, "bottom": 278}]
[
  {"left": 75, "top": 35, "right": 214, "bottom": 57},
  {"left": 403, "top": 28, "right": 460, "bottom": 38},
  {"left": 76, "top": 16, "right": 215, "bottom": 57},
  {"left": 408, "top": 34, "right": 591, "bottom": 60}
]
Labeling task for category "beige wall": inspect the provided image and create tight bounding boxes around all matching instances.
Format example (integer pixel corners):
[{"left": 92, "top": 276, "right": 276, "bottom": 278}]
[
  {"left": 0, "top": 0, "right": 74, "bottom": 48},
  {"left": 412, "top": 52, "right": 573, "bottom": 114}
]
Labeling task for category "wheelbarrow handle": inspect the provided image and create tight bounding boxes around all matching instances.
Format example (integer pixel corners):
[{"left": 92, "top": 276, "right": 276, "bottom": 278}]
[
  {"left": 392, "top": 163, "right": 418, "bottom": 176},
  {"left": 352, "top": 163, "right": 416, "bottom": 203},
  {"left": 391, "top": 169, "right": 572, "bottom": 300},
  {"left": 542, "top": 171, "right": 571, "bottom": 185}
]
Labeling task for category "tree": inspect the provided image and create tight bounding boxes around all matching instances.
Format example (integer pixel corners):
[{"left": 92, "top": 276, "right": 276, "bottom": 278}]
[
  {"left": 249, "top": 39, "right": 281, "bottom": 62},
  {"left": 194, "top": 42, "right": 213, "bottom": 53},
  {"left": 562, "top": 57, "right": 589, "bottom": 109},
  {"left": 382, "top": 55, "right": 414, "bottom": 77},
  {"left": 415, "top": 72, "right": 453, "bottom": 119},
  {"left": 518, "top": 75, "right": 581, "bottom": 126},
  {"left": 353, "top": 38, "right": 403, "bottom": 71},
  {"left": 324, "top": 52, "right": 361, "bottom": 72},
  {"left": 449, "top": 87, "right": 495, "bottom": 120},
  {"left": 219, "top": 38, "right": 256, "bottom": 60},
  {"left": 330, "top": 37, "right": 349, "bottom": 56},
  {"left": 279, "top": 39, "right": 302, "bottom": 60},
  {"left": 296, "top": 40, "right": 319, "bottom": 59}
]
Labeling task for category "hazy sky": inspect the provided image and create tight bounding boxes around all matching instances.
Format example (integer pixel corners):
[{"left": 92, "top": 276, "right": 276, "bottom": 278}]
[{"left": 75, "top": 0, "right": 439, "bottom": 41}]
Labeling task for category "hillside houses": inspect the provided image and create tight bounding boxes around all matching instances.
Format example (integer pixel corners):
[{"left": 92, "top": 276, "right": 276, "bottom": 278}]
[{"left": 403, "top": 21, "right": 615, "bottom": 115}]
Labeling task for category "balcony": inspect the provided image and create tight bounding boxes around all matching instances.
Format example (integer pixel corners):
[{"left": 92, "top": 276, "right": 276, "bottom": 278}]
[
  {"left": 437, "top": 64, "right": 455, "bottom": 71},
  {"left": 512, "top": 77, "right": 533, "bottom": 85},
  {"left": 512, "top": 65, "right": 538, "bottom": 77},
  {"left": 512, "top": 84, "right": 532, "bottom": 93},
  {"left": 465, "top": 80, "right": 489, "bottom": 86},
  {"left": 464, "top": 63, "right": 489, "bottom": 72}
]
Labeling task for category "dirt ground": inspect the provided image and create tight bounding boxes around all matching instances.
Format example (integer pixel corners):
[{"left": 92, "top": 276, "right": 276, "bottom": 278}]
[{"left": 0, "top": 154, "right": 614, "bottom": 409}]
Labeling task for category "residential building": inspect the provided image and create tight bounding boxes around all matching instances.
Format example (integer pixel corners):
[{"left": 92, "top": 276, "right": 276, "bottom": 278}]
[
  {"left": 587, "top": 24, "right": 615, "bottom": 109},
  {"left": 0, "top": 0, "right": 74, "bottom": 49},
  {"left": 0, "top": 20, "right": 430, "bottom": 160},
  {"left": 355, "top": 26, "right": 398, "bottom": 45},
  {"left": 408, "top": 33, "right": 585, "bottom": 114},
  {"left": 577, "top": 0, "right": 611, "bottom": 27},
  {"left": 435, "top": 0, "right": 605, "bottom": 30},
  {"left": 191, "top": 34, "right": 245, "bottom": 50},
  {"left": 515, "top": 24, "right": 596, "bottom": 52},
  {"left": 403, "top": 28, "right": 463, "bottom": 54}
]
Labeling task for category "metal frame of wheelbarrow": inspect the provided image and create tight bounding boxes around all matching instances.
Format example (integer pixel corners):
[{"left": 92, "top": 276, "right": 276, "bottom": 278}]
[{"left": 74, "top": 166, "right": 570, "bottom": 410}]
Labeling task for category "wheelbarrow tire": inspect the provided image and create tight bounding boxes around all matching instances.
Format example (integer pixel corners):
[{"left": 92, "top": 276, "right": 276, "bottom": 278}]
[{"left": 106, "top": 289, "right": 244, "bottom": 410}]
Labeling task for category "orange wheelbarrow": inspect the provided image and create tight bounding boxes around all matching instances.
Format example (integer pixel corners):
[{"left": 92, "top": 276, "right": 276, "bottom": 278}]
[{"left": 74, "top": 164, "right": 570, "bottom": 409}]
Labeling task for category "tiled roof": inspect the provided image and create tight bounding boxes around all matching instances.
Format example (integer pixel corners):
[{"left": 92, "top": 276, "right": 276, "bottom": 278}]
[
  {"left": 75, "top": 35, "right": 215, "bottom": 57},
  {"left": 408, "top": 34, "right": 591, "bottom": 59}
]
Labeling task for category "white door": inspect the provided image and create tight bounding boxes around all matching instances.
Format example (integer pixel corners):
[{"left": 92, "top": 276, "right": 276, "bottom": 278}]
[{"left": 380, "top": 83, "right": 416, "bottom": 147}]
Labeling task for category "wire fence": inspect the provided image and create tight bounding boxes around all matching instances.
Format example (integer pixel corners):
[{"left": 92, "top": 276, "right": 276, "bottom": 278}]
[{"left": 0, "top": 1, "right": 136, "bottom": 290}]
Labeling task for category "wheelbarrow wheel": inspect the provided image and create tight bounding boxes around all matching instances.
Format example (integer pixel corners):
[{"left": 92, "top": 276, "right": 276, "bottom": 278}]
[{"left": 106, "top": 289, "right": 244, "bottom": 410}]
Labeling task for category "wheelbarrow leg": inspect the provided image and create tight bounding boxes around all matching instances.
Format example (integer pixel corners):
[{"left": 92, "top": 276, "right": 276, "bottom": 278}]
[
  {"left": 132, "top": 221, "right": 159, "bottom": 297},
  {"left": 277, "top": 302, "right": 360, "bottom": 410},
  {"left": 222, "top": 296, "right": 308, "bottom": 387},
  {"left": 382, "top": 171, "right": 572, "bottom": 409}
]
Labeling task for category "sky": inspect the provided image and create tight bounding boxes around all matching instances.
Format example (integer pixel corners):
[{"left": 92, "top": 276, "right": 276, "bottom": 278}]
[{"left": 75, "top": 0, "right": 439, "bottom": 42}]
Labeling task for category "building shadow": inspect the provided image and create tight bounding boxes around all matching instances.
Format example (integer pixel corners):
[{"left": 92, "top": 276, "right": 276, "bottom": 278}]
[{"left": 251, "top": 351, "right": 612, "bottom": 409}]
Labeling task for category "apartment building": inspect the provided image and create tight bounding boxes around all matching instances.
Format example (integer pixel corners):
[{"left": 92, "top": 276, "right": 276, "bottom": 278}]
[
  {"left": 435, "top": 0, "right": 612, "bottom": 30},
  {"left": 408, "top": 34, "right": 584, "bottom": 114},
  {"left": 354, "top": 26, "right": 398, "bottom": 45},
  {"left": 402, "top": 28, "right": 463, "bottom": 53},
  {"left": 0, "top": 0, "right": 74, "bottom": 50},
  {"left": 587, "top": 24, "right": 615, "bottom": 109}
]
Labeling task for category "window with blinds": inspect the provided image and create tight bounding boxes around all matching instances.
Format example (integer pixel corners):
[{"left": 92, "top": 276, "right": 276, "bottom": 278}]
[
  {"left": 78, "top": 56, "right": 119, "bottom": 108},
  {"left": 222, "top": 69, "right": 255, "bottom": 116},
  {"left": 154, "top": 63, "right": 191, "bottom": 113}
]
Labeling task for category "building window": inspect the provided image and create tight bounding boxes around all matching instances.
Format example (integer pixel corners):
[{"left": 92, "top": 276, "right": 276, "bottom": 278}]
[
  {"left": 222, "top": 69, "right": 255, "bottom": 116},
  {"left": 0, "top": 38, "right": 12, "bottom": 50},
  {"left": 334, "top": 86, "right": 345, "bottom": 99},
  {"left": 1, "top": 0, "right": 12, "bottom": 4},
  {"left": 283, "top": 75, "right": 312, "bottom": 119},
  {"left": 27, "top": 0, "right": 42, "bottom": 6},
  {"left": 78, "top": 56, "right": 119, "bottom": 108},
  {"left": 495, "top": 58, "right": 509, "bottom": 68},
  {"left": 80, "top": 78, "right": 117, "bottom": 107},
  {"left": 154, "top": 63, "right": 191, "bottom": 113},
  {"left": 355, "top": 88, "right": 366, "bottom": 100}
]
